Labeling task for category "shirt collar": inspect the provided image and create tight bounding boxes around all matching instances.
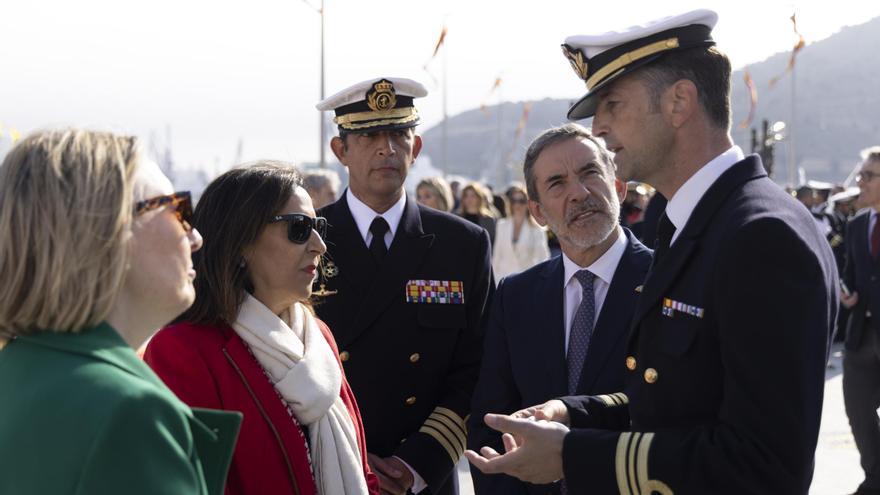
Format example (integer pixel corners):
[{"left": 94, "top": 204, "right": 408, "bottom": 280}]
[
  {"left": 346, "top": 188, "right": 407, "bottom": 242},
  {"left": 561, "top": 228, "right": 627, "bottom": 288},
  {"left": 666, "top": 145, "right": 744, "bottom": 233}
]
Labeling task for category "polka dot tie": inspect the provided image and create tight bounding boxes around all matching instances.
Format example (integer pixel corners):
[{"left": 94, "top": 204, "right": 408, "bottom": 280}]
[{"left": 567, "top": 270, "right": 597, "bottom": 395}]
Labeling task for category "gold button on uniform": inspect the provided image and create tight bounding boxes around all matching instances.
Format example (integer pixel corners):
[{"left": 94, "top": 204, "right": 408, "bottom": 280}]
[
  {"left": 405, "top": 396, "right": 417, "bottom": 406},
  {"left": 339, "top": 351, "right": 350, "bottom": 362},
  {"left": 644, "top": 368, "right": 658, "bottom": 384},
  {"left": 409, "top": 353, "right": 420, "bottom": 363},
  {"left": 626, "top": 356, "right": 637, "bottom": 370}
]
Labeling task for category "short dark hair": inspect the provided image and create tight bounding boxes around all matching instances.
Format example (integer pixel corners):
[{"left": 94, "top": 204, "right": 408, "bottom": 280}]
[
  {"left": 523, "top": 123, "right": 615, "bottom": 202},
  {"left": 636, "top": 46, "right": 732, "bottom": 130},
  {"left": 177, "top": 162, "right": 302, "bottom": 326}
]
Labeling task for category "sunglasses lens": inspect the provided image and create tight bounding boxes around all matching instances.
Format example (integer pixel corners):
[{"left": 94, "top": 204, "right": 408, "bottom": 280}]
[
  {"left": 286, "top": 216, "right": 311, "bottom": 243},
  {"left": 315, "top": 217, "right": 327, "bottom": 239},
  {"left": 177, "top": 195, "right": 193, "bottom": 231}
]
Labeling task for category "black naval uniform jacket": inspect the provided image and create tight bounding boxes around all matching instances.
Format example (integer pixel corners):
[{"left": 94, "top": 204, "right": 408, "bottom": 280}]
[
  {"left": 316, "top": 193, "right": 494, "bottom": 495},
  {"left": 558, "top": 156, "right": 838, "bottom": 494}
]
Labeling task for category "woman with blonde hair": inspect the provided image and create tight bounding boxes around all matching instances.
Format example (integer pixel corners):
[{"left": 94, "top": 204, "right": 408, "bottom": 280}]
[
  {"left": 456, "top": 181, "right": 497, "bottom": 246},
  {"left": 491, "top": 183, "right": 551, "bottom": 281},
  {"left": 0, "top": 129, "right": 239, "bottom": 494},
  {"left": 145, "top": 163, "right": 378, "bottom": 495},
  {"left": 416, "top": 176, "right": 454, "bottom": 212}
]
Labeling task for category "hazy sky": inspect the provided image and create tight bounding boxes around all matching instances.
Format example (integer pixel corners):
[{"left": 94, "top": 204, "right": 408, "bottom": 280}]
[{"left": 2, "top": 0, "right": 878, "bottom": 172}]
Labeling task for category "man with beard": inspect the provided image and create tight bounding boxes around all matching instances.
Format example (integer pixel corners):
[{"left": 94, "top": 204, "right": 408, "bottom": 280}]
[
  {"left": 467, "top": 9, "right": 837, "bottom": 494},
  {"left": 314, "top": 77, "right": 494, "bottom": 495},
  {"left": 468, "top": 123, "right": 652, "bottom": 495}
]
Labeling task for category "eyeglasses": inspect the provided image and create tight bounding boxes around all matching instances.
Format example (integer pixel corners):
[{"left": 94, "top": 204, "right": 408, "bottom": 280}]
[
  {"left": 509, "top": 198, "right": 528, "bottom": 205},
  {"left": 270, "top": 214, "right": 327, "bottom": 244},
  {"left": 135, "top": 191, "right": 193, "bottom": 232},
  {"left": 857, "top": 171, "right": 880, "bottom": 183}
]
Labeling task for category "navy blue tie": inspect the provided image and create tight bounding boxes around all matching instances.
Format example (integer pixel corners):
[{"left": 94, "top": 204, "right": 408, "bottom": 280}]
[
  {"left": 567, "top": 270, "right": 597, "bottom": 395},
  {"left": 369, "top": 217, "right": 389, "bottom": 264}
]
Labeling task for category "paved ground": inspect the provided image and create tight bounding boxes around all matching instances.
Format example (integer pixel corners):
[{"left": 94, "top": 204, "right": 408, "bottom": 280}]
[
  {"left": 455, "top": 342, "right": 863, "bottom": 495},
  {"left": 813, "top": 342, "right": 862, "bottom": 495}
]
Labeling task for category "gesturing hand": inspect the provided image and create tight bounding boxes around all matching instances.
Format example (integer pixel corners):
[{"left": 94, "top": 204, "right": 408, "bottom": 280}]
[
  {"left": 367, "top": 454, "right": 414, "bottom": 495},
  {"left": 465, "top": 413, "right": 569, "bottom": 484},
  {"left": 511, "top": 399, "right": 570, "bottom": 426}
]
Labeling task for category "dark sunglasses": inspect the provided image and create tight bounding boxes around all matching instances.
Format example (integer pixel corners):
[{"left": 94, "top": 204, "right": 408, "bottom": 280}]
[
  {"left": 134, "top": 191, "right": 193, "bottom": 232},
  {"left": 271, "top": 213, "right": 327, "bottom": 244}
]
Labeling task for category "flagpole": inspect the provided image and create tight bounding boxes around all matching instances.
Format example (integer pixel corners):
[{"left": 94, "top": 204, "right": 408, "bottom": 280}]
[
  {"left": 318, "top": 0, "right": 326, "bottom": 169},
  {"left": 442, "top": 39, "right": 448, "bottom": 176},
  {"left": 788, "top": 61, "right": 796, "bottom": 186}
]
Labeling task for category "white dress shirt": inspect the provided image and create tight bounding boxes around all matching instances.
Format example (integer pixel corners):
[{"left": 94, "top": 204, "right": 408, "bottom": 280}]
[
  {"left": 665, "top": 145, "right": 745, "bottom": 245},
  {"left": 561, "top": 228, "right": 628, "bottom": 353},
  {"left": 346, "top": 188, "right": 406, "bottom": 248}
]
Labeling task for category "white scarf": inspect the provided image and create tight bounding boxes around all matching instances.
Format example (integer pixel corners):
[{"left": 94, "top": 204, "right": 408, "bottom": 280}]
[{"left": 232, "top": 294, "right": 368, "bottom": 495}]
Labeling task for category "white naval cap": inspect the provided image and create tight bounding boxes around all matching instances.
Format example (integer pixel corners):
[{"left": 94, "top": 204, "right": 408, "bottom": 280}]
[
  {"left": 830, "top": 187, "right": 860, "bottom": 204},
  {"left": 316, "top": 77, "right": 428, "bottom": 132},
  {"left": 562, "top": 9, "right": 719, "bottom": 120}
]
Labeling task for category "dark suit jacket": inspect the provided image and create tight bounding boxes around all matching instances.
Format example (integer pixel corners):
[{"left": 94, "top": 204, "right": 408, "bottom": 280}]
[
  {"left": 468, "top": 228, "right": 652, "bottom": 495},
  {"left": 560, "top": 156, "right": 838, "bottom": 494},
  {"left": 843, "top": 209, "right": 880, "bottom": 350},
  {"left": 316, "top": 193, "right": 494, "bottom": 495}
]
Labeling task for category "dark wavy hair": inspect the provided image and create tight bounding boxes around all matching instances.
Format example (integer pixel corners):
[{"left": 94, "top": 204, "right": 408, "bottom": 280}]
[{"left": 177, "top": 161, "right": 302, "bottom": 326}]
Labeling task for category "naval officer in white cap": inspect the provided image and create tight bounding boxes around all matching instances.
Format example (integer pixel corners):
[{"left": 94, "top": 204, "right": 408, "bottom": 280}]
[
  {"left": 314, "top": 77, "right": 494, "bottom": 495},
  {"left": 467, "top": 10, "right": 837, "bottom": 494}
]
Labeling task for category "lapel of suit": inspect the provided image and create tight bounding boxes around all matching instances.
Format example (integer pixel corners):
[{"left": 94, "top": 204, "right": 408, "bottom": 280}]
[
  {"left": 860, "top": 213, "right": 879, "bottom": 270},
  {"left": 578, "top": 229, "right": 649, "bottom": 393},
  {"left": 344, "top": 196, "right": 435, "bottom": 346},
  {"left": 629, "top": 156, "right": 767, "bottom": 343},
  {"left": 535, "top": 256, "right": 569, "bottom": 397}
]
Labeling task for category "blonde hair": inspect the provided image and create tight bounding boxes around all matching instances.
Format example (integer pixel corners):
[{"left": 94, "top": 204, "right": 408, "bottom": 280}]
[
  {"left": 0, "top": 129, "right": 139, "bottom": 335},
  {"left": 458, "top": 182, "right": 497, "bottom": 218},
  {"left": 417, "top": 176, "right": 454, "bottom": 212}
]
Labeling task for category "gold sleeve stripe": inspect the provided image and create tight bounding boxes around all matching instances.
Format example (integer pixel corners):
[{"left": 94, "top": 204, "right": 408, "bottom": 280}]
[
  {"left": 426, "top": 414, "right": 466, "bottom": 450},
  {"left": 614, "top": 431, "right": 673, "bottom": 495},
  {"left": 615, "top": 432, "right": 634, "bottom": 495},
  {"left": 628, "top": 433, "right": 641, "bottom": 495},
  {"left": 598, "top": 392, "right": 629, "bottom": 407},
  {"left": 637, "top": 433, "right": 673, "bottom": 495},
  {"left": 432, "top": 407, "right": 467, "bottom": 438},
  {"left": 419, "top": 423, "right": 460, "bottom": 464},
  {"left": 424, "top": 417, "right": 465, "bottom": 453}
]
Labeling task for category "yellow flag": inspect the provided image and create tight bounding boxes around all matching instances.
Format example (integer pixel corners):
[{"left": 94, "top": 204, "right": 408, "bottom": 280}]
[{"left": 10, "top": 128, "right": 21, "bottom": 144}]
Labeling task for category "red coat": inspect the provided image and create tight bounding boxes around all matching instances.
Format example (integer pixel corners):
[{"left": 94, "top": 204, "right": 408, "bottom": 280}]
[{"left": 144, "top": 319, "right": 379, "bottom": 495}]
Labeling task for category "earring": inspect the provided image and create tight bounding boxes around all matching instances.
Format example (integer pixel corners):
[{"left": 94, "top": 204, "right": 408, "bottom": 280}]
[{"left": 239, "top": 259, "right": 246, "bottom": 268}]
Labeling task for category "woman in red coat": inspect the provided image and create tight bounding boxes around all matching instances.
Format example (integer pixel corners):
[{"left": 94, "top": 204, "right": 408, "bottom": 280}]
[{"left": 145, "top": 163, "right": 378, "bottom": 495}]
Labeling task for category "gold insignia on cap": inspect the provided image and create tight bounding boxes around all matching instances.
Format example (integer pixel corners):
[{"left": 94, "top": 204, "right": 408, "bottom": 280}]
[
  {"left": 561, "top": 44, "right": 589, "bottom": 82},
  {"left": 366, "top": 79, "right": 398, "bottom": 112}
]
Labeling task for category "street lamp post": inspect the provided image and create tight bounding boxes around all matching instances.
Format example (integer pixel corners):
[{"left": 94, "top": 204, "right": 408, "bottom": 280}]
[{"left": 303, "top": 0, "right": 327, "bottom": 168}]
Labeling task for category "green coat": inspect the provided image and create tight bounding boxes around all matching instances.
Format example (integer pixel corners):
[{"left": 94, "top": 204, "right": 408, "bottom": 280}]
[{"left": 0, "top": 322, "right": 241, "bottom": 495}]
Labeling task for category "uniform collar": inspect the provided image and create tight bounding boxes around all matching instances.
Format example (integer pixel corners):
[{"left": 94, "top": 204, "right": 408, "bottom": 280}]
[
  {"left": 666, "top": 145, "right": 744, "bottom": 234},
  {"left": 561, "top": 227, "right": 627, "bottom": 288},
  {"left": 346, "top": 188, "right": 407, "bottom": 243}
]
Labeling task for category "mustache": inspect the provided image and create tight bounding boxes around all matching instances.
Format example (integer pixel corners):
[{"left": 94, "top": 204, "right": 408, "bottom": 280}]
[{"left": 565, "top": 198, "right": 608, "bottom": 223}]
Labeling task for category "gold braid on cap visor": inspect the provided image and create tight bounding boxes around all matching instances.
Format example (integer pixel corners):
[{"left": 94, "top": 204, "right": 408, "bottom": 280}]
[
  {"left": 586, "top": 37, "right": 680, "bottom": 90},
  {"left": 334, "top": 107, "right": 419, "bottom": 130}
]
